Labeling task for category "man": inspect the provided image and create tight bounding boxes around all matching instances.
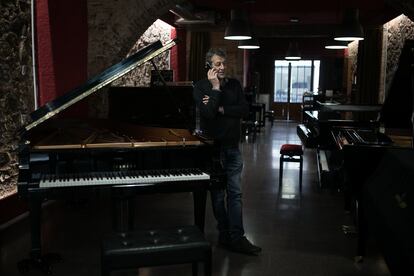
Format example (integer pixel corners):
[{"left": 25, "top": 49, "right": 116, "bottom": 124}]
[{"left": 193, "top": 48, "right": 261, "bottom": 255}]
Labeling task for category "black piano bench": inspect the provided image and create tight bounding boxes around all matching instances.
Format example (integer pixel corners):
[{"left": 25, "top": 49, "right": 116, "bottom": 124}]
[
  {"left": 101, "top": 225, "right": 212, "bottom": 276},
  {"left": 279, "top": 144, "right": 304, "bottom": 192}
]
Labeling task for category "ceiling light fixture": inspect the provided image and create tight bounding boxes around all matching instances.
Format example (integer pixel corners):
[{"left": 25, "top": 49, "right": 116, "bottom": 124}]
[
  {"left": 224, "top": 9, "right": 252, "bottom": 40},
  {"left": 285, "top": 42, "right": 301, "bottom": 60},
  {"left": 334, "top": 8, "right": 364, "bottom": 41},
  {"left": 325, "top": 40, "right": 349, "bottom": 49},
  {"left": 289, "top": 17, "right": 299, "bottom": 23},
  {"left": 238, "top": 37, "right": 260, "bottom": 49}
]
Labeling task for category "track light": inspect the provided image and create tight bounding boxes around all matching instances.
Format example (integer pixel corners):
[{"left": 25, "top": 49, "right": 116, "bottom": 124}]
[{"left": 224, "top": 9, "right": 252, "bottom": 40}]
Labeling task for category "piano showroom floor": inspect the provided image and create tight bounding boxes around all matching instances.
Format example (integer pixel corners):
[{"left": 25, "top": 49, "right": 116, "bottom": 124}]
[{"left": 0, "top": 122, "right": 391, "bottom": 276}]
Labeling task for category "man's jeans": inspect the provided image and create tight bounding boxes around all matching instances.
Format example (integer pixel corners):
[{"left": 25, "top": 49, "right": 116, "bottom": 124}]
[{"left": 210, "top": 146, "right": 244, "bottom": 241}]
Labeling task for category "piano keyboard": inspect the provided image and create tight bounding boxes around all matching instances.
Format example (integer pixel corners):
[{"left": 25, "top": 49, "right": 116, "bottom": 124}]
[{"left": 39, "top": 169, "right": 210, "bottom": 188}]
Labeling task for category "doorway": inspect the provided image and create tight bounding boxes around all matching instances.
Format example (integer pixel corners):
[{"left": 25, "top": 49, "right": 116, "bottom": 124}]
[{"left": 272, "top": 60, "right": 320, "bottom": 121}]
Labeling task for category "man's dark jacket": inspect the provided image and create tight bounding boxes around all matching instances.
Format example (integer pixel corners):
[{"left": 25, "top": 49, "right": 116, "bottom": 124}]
[{"left": 193, "top": 78, "right": 248, "bottom": 147}]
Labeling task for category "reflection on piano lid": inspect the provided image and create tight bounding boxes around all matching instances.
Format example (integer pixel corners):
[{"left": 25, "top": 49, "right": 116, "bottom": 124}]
[{"left": 24, "top": 39, "right": 177, "bottom": 132}]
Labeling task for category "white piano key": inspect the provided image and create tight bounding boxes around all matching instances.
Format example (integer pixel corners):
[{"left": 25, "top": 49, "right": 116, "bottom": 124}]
[{"left": 39, "top": 170, "right": 210, "bottom": 188}]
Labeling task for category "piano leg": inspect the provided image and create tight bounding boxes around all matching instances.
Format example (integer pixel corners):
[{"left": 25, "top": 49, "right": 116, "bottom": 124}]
[
  {"left": 17, "top": 196, "right": 62, "bottom": 274},
  {"left": 112, "top": 187, "right": 135, "bottom": 232},
  {"left": 193, "top": 190, "right": 207, "bottom": 232},
  {"left": 355, "top": 198, "right": 366, "bottom": 262}
]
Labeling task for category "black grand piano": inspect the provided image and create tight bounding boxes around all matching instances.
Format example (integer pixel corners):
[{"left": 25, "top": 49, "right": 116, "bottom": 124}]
[
  {"left": 302, "top": 40, "right": 414, "bottom": 273},
  {"left": 17, "top": 40, "right": 222, "bottom": 272}
]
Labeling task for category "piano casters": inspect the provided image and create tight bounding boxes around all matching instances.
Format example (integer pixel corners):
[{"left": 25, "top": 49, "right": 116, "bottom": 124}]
[{"left": 17, "top": 198, "right": 62, "bottom": 274}]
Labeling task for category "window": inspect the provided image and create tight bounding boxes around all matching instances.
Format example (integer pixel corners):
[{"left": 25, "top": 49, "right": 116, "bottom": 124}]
[{"left": 274, "top": 60, "right": 320, "bottom": 103}]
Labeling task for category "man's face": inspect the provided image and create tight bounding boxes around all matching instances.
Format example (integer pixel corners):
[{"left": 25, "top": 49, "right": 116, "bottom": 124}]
[{"left": 211, "top": 54, "right": 226, "bottom": 79}]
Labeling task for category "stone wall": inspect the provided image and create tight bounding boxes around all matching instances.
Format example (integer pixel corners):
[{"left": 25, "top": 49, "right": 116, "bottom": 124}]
[
  {"left": 87, "top": 0, "right": 183, "bottom": 118},
  {"left": 0, "top": 0, "right": 33, "bottom": 199},
  {"left": 113, "top": 19, "right": 173, "bottom": 87},
  {"left": 384, "top": 15, "right": 414, "bottom": 94}
]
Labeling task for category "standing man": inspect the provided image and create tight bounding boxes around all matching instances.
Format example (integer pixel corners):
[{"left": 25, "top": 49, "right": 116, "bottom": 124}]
[{"left": 193, "top": 48, "right": 261, "bottom": 255}]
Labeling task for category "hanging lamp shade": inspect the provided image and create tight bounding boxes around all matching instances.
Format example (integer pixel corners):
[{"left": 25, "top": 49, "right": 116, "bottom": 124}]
[
  {"left": 285, "top": 42, "right": 301, "bottom": 60},
  {"left": 325, "top": 39, "right": 349, "bottom": 49},
  {"left": 224, "top": 9, "right": 252, "bottom": 40},
  {"left": 334, "top": 8, "right": 364, "bottom": 41},
  {"left": 238, "top": 37, "right": 260, "bottom": 49}
]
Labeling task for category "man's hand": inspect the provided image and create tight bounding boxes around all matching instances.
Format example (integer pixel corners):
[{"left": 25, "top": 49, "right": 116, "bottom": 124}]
[
  {"left": 202, "top": 95, "right": 209, "bottom": 105},
  {"left": 207, "top": 68, "right": 220, "bottom": 90}
]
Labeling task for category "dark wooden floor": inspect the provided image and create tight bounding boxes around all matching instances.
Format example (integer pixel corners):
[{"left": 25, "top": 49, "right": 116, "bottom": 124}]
[{"left": 0, "top": 122, "right": 391, "bottom": 276}]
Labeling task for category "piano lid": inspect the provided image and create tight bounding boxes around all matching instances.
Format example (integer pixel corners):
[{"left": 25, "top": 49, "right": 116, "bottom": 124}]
[
  {"left": 24, "top": 39, "right": 177, "bottom": 132},
  {"left": 379, "top": 39, "right": 414, "bottom": 130}
]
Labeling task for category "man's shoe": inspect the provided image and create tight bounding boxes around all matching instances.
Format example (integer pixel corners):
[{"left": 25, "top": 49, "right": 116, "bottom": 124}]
[{"left": 229, "top": 236, "right": 262, "bottom": 255}]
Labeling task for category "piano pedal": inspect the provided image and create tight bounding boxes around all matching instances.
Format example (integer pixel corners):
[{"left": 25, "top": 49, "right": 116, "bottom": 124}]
[{"left": 17, "top": 253, "right": 62, "bottom": 274}]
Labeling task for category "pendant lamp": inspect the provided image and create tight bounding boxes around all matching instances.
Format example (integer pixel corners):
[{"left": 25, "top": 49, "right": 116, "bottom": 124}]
[
  {"left": 238, "top": 37, "right": 260, "bottom": 49},
  {"left": 285, "top": 42, "right": 301, "bottom": 60},
  {"left": 224, "top": 9, "right": 252, "bottom": 40},
  {"left": 325, "top": 40, "right": 349, "bottom": 49},
  {"left": 334, "top": 8, "right": 364, "bottom": 41}
]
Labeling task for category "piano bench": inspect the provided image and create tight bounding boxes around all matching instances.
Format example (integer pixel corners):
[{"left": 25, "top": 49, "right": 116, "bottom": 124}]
[
  {"left": 101, "top": 225, "right": 212, "bottom": 276},
  {"left": 279, "top": 144, "right": 304, "bottom": 192}
]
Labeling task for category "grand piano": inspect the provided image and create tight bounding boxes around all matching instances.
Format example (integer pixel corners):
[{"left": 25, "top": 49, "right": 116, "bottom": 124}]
[
  {"left": 303, "top": 40, "right": 414, "bottom": 272},
  {"left": 17, "top": 40, "right": 223, "bottom": 272}
]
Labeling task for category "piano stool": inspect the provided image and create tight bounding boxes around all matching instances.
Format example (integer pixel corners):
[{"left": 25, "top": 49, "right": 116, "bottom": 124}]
[
  {"left": 279, "top": 144, "right": 304, "bottom": 192},
  {"left": 101, "top": 225, "right": 212, "bottom": 276}
]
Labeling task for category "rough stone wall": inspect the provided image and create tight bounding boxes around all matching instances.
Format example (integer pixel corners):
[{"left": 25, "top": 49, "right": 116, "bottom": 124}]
[
  {"left": 384, "top": 15, "right": 414, "bottom": 94},
  {"left": 0, "top": 0, "right": 33, "bottom": 199},
  {"left": 113, "top": 19, "right": 172, "bottom": 87},
  {"left": 347, "top": 41, "right": 359, "bottom": 82},
  {"left": 87, "top": 0, "right": 183, "bottom": 118}
]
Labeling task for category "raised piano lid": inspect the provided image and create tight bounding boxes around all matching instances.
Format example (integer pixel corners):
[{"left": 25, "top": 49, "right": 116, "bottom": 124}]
[{"left": 24, "top": 39, "right": 177, "bottom": 132}]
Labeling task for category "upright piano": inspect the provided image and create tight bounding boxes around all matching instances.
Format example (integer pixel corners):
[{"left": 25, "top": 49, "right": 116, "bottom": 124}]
[
  {"left": 313, "top": 40, "right": 414, "bottom": 271},
  {"left": 17, "top": 40, "right": 223, "bottom": 272}
]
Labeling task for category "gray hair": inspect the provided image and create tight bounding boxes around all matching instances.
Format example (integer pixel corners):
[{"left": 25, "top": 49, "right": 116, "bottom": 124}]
[{"left": 205, "top": 48, "right": 227, "bottom": 63}]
